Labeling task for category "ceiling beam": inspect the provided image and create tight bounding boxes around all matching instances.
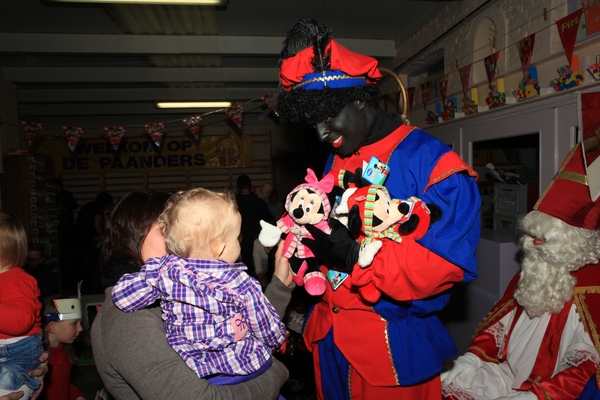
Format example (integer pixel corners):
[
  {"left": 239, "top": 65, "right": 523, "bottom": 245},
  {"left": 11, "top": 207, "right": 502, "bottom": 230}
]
[
  {"left": 18, "top": 87, "right": 277, "bottom": 102},
  {"left": 0, "top": 33, "right": 396, "bottom": 58},
  {"left": 3, "top": 67, "right": 277, "bottom": 82}
]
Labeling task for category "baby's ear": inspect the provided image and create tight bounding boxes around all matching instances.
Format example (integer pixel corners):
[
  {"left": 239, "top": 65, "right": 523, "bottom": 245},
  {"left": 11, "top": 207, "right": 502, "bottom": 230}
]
[{"left": 211, "top": 241, "right": 226, "bottom": 258}]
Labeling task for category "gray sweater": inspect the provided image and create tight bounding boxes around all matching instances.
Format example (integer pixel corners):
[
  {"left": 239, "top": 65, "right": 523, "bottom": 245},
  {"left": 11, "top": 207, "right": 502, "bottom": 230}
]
[{"left": 91, "top": 276, "right": 294, "bottom": 400}]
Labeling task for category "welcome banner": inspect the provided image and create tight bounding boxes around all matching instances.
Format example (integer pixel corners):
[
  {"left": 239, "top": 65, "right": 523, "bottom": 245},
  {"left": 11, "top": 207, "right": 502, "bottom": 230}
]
[{"left": 24, "top": 135, "right": 253, "bottom": 174}]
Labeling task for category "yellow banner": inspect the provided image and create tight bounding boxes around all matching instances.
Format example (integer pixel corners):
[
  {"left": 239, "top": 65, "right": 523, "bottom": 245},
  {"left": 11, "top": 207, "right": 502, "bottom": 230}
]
[{"left": 23, "top": 135, "right": 252, "bottom": 174}]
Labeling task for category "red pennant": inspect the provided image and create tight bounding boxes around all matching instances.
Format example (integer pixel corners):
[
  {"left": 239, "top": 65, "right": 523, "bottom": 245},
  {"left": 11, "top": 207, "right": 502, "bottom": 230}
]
[
  {"left": 517, "top": 34, "right": 536, "bottom": 75},
  {"left": 183, "top": 115, "right": 203, "bottom": 140},
  {"left": 407, "top": 87, "right": 415, "bottom": 114},
  {"left": 484, "top": 51, "right": 500, "bottom": 87},
  {"left": 421, "top": 80, "right": 431, "bottom": 112},
  {"left": 459, "top": 65, "right": 472, "bottom": 98},
  {"left": 583, "top": 1, "right": 600, "bottom": 37},
  {"left": 261, "top": 92, "right": 279, "bottom": 111},
  {"left": 21, "top": 121, "right": 44, "bottom": 147},
  {"left": 62, "top": 126, "right": 85, "bottom": 153},
  {"left": 226, "top": 104, "right": 244, "bottom": 130},
  {"left": 104, "top": 126, "right": 126, "bottom": 152},
  {"left": 438, "top": 75, "right": 449, "bottom": 105},
  {"left": 556, "top": 9, "right": 583, "bottom": 66},
  {"left": 144, "top": 122, "right": 166, "bottom": 148}
]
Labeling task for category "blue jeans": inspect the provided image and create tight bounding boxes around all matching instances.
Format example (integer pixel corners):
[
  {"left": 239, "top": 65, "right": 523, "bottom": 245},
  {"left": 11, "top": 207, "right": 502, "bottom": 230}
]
[{"left": 0, "top": 333, "right": 43, "bottom": 393}]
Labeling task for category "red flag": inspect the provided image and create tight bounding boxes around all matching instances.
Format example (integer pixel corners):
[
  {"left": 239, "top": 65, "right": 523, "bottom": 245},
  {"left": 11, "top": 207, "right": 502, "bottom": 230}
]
[
  {"left": 407, "top": 87, "right": 415, "bottom": 114},
  {"left": 484, "top": 52, "right": 500, "bottom": 87},
  {"left": 183, "top": 115, "right": 203, "bottom": 140},
  {"left": 583, "top": 0, "right": 600, "bottom": 36},
  {"left": 21, "top": 121, "right": 44, "bottom": 147},
  {"left": 261, "top": 92, "right": 278, "bottom": 111},
  {"left": 459, "top": 65, "right": 472, "bottom": 98},
  {"left": 438, "top": 75, "right": 449, "bottom": 105},
  {"left": 104, "top": 126, "right": 126, "bottom": 152},
  {"left": 144, "top": 122, "right": 166, "bottom": 148},
  {"left": 556, "top": 9, "right": 583, "bottom": 66},
  {"left": 517, "top": 34, "right": 536, "bottom": 75},
  {"left": 421, "top": 80, "right": 431, "bottom": 112},
  {"left": 226, "top": 104, "right": 244, "bottom": 130},
  {"left": 62, "top": 126, "right": 85, "bottom": 152}
]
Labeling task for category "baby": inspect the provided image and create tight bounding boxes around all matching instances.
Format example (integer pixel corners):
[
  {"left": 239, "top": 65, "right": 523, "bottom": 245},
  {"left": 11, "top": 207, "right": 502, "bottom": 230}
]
[{"left": 112, "top": 188, "right": 286, "bottom": 382}]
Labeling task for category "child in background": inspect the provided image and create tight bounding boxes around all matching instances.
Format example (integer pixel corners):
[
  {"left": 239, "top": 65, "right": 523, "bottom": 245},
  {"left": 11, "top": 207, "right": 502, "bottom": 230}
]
[
  {"left": 40, "top": 296, "right": 85, "bottom": 400},
  {"left": 0, "top": 211, "right": 43, "bottom": 400},
  {"left": 112, "top": 188, "right": 286, "bottom": 385}
]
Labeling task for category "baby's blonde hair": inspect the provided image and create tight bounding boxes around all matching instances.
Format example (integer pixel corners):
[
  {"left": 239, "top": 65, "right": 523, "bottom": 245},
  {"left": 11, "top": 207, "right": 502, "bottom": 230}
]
[
  {"left": 0, "top": 210, "right": 27, "bottom": 270},
  {"left": 161, "top": 188, "right": 239, "bottom": 258}
]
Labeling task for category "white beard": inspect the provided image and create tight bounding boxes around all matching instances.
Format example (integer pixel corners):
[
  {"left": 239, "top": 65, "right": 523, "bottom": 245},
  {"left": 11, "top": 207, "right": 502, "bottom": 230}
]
[{"left": 514, "top": 243, "right": 576, "bottom": 318}]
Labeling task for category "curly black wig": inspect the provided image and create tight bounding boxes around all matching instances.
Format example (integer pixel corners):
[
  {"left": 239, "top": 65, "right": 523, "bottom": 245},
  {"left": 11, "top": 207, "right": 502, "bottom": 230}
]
[{"left": 277, "top": 18, "right": 381, "bottom": 125}]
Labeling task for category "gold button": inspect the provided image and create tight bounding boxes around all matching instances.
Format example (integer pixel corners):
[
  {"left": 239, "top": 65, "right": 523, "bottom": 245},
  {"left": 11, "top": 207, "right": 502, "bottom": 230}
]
[{"left": 332, "top": 306, "right": 340, "bottom": 314}]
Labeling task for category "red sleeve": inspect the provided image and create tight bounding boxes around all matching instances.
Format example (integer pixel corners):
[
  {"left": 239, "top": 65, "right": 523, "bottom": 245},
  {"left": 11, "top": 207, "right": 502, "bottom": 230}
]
[
  {"left": 0, "top": 273, "right": 40, "bottom": 336},
  {"left": 526, "top": 360, "right": 597, "bottom": 400},
  {"left": 350, "top": 238, "right": 464, "bottom": 301}
]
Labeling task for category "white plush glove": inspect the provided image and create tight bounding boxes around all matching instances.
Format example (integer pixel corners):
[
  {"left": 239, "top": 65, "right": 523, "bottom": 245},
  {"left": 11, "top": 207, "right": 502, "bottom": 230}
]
[
  {"left": 357, "top": 240, "right": 383, "bottom": 267},
  {"left": 497, "top": 392, "right": 537, "bottom": 400},
  {"left": 258, "top": 220, "right": 281, "bottom": 247},
  {"left": 441, "top": 352, "right": 482, "bottom": 389}
]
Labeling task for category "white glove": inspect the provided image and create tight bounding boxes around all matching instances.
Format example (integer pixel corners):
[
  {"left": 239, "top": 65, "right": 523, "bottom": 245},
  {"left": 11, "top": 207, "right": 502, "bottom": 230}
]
[
  {"left": 440, "top": 352, "right": 482, "bottom": 389},
  {"left": 357, "top": 240, "right": 383, "bottom": 267},
  {"left": 258, "top": 220, "right": 281, "bottom": 247},
  {"left": 497, "top": 392, "right": 537, "bottom": 400}
]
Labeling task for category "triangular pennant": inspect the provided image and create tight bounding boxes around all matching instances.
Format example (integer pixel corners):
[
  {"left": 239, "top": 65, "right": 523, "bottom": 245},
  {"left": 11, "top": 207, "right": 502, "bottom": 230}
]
[
  {"left": 438, "top": 75, "right": 449, "bottom": 105},
  {"left": 516, "top": 33, "right": 535, "bottom": 75},
  {"left": 104, "top": 126, "right": 126, "bottom": 152},
  {"left": 62, "top": 126, "right": 85, "bottom": 153},
  {"left": 21, "top": 121, "right": 44, "bottom": 147},
  {"left": 407, "top": 87, "right": 415, "bottom": 114},
  {"left": 421, "top": 80, "right": 431, "bottom": 112},
  {"left": 459, "top": 64, "right": 472, "bottom": 99},
  {"left": 182, "top": 115, "right": 203, "bottom": 140},
  {"left": 556, "top": 9, "right": 583, "bottom": 66},
  {"left": 261, "top": 92, "right": 279, "bottom": 112},
  {"left": 484, "top": 51, "right": 500, "bottom": 87},
  {"left": 144, "top": 122, "right": 166, "bottom": 148},
  {"left": 226, "top": 104, "right": 244, "bottom": 130}
]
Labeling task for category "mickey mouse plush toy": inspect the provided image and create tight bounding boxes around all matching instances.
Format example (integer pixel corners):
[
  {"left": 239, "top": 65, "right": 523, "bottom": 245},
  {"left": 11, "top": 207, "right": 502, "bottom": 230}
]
[
  {"left": 259, "top": 168, "right": 334, "bottom": 296},
  {"left": 335, "top": 183, "right": 441, "bottom": 303}
]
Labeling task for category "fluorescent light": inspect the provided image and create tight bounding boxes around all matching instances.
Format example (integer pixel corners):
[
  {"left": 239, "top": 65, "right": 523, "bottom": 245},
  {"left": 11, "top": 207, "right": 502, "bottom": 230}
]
[
  {"left": 155, "top": 101, "right": 232, "bottom": 109},
  {"left": 46, "top": 0, "right": 226, "bottom": 4}
]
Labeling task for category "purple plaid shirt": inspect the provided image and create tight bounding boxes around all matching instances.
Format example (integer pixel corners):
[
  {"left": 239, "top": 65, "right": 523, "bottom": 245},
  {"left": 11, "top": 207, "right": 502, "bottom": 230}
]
[{"left": 112, "top": 255, "right": 286, "bottom": 378}]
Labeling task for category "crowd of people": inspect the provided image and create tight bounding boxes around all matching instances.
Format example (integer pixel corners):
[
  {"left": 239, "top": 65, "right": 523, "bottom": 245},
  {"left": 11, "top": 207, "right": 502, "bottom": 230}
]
[{"left": 4, "top": 17, "right": 600, "bottom": 400}]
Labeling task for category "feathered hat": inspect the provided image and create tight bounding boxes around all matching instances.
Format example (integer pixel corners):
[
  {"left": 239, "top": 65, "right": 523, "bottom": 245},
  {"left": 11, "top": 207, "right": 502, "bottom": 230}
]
[{"left": 534, "top": 142, "right": 600, "bottom": 229}]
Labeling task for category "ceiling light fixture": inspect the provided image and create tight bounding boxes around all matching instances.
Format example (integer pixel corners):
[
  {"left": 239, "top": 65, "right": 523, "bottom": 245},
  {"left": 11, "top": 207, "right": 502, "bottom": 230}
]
[
  {"left": 46, "top": 0, "right": 227, "bottom": 5},
  {"left": 155, "top": 101, "right": 232, "bottom": 109}
]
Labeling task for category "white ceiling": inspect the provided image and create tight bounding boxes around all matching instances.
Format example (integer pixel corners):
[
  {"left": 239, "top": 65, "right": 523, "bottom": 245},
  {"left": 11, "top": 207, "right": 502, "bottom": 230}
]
[{"left": 0, "top": 0, "right": 456, "bottom": 125}]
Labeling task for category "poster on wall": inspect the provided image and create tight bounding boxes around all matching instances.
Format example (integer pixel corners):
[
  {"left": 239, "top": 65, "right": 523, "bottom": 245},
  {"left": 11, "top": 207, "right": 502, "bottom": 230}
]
[{"left": 23, "top": 135, "right": 253, "bottom": 174}]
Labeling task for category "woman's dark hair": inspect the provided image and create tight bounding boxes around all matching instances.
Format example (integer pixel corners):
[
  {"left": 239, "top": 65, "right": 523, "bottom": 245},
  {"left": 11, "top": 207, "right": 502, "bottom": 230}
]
[
  {"left": 276, "top": 18, "right": 380, "bottom": 125},
  {"left": 101, "top": 190, "right": 171, "bottom": 279}
]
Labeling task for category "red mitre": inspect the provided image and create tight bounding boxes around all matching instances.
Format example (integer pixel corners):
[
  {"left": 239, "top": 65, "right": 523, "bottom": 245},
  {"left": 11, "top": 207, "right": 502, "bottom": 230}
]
[
  {"left": 279, "top": 40, "right": 382, "bottom": 91},
  {"left": 534, "top": 142, "right": 600, "bottom": 230}
]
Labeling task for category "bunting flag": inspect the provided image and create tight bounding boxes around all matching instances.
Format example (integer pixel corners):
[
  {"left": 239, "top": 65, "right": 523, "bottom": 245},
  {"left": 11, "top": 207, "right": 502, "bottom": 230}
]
[
  {"left": 421, "top": 80, "right": 431, "bottom": 112},
  {"left": 62, "top": 126, "right": 85, "bottom": 152},
  {"left": 261, "top": 92, "right": 279, "bottom": 112},
  {"left": 407, "top": 87, "right": 415, "bottom": 114},
  {"left": 484, "top": 51, "right": 500, "bottom": 87},
  {"left": 459, "top": 65, "right": 472, "bottom": 98},
  {"left": 182, "top": 115, "right": 203, "bottom": 140},
  {"left": 584, "top": 0, "right": 600, "bottom": 37},
  {"left": 21, "top": 121, "right": 44, "bottom": 147},
  {"left": 226, "top": 104, "right": 244, "bottom": 130},
  {"left": 556, "top": 9, "right": 583, "bottom": 66},
  {"left": 517, "top": 33, "right": 536, "bottom": 75},
  {"left": 104, "top": 126, "right": 126, "bottom": 152},
  {"left": 144, "top": 122, "right": 166, "bottom": 148},
  {"left": 438, "top": 74, "right": 449, "bottom": 105}
]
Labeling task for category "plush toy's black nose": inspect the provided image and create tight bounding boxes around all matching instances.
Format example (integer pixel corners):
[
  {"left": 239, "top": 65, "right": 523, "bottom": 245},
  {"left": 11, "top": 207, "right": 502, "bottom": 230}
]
[
  {"left": 293, "top": 207, "right": 304, "bottom": 219},
  {"left": 398, "top": 202, "right": 410, "bottom": 214}
]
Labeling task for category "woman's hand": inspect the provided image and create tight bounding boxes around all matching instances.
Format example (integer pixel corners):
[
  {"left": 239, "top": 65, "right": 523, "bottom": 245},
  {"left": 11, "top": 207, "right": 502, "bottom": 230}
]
[
  {"left": 273, "top": 241, "right": 293, "bottom": 286},
  {"left": 29, "top": 351, "right": 49, "bottom": 400},
  {"left": 0, "top": 392, "right": 24, "bottom": 400}
]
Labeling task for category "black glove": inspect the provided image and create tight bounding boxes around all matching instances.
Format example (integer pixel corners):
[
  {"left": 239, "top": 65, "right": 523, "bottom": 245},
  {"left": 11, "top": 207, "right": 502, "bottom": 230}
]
[
  {"left": 302, "top": 218, "right": 359, "bottom": 274},
  {"left": 427, "top": 203, "right": 442, "bottom": 224}
]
